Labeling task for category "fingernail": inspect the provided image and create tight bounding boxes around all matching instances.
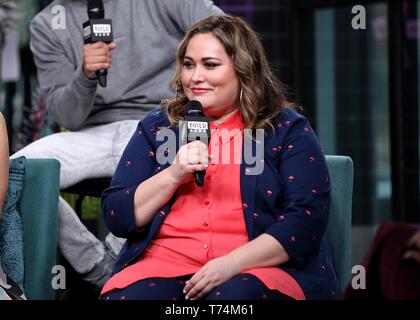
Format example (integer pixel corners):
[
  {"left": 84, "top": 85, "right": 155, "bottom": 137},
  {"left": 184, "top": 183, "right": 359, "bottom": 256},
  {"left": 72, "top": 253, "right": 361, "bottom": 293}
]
[
  {"left": 183, "top": 289, "right": 186, "bottom": 294},
  {"left": 185, "top": 295, "right": 189, "bottom": 300}
]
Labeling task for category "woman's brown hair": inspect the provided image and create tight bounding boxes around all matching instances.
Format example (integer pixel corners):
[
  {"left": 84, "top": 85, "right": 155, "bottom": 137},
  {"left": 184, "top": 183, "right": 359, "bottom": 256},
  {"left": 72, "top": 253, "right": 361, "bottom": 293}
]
[{"left": 163, "top": 15, "right": 298, "bottom": 129}]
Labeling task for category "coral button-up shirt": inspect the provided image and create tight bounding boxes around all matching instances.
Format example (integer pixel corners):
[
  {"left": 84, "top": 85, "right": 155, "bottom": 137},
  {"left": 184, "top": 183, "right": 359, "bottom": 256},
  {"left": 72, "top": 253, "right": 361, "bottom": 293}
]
[{"left": 101, "top": 110, "right": 305, "bottom": 300}]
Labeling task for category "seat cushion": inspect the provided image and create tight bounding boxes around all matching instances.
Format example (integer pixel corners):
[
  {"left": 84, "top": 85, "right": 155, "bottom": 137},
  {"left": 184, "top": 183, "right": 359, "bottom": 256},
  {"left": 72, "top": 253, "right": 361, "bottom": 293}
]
[{"left": 0, "top": 157, "right": 26, "bottom": 290}]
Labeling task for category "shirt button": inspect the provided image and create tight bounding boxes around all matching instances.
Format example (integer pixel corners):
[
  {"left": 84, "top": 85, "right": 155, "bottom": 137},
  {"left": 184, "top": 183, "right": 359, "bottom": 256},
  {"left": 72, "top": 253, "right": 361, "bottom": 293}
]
[
  {"left": 204, "top": 201, "right": 210, "bottom": 205},
  {"left": 203, "top": 243, "right": 208, "bottom": 249}
]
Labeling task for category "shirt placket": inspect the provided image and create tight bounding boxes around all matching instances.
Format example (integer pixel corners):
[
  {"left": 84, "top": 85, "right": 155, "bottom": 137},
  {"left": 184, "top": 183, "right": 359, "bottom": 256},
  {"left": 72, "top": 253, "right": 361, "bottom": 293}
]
[{"left": 201, "top": 127, "right": 220, "bottom": 261}]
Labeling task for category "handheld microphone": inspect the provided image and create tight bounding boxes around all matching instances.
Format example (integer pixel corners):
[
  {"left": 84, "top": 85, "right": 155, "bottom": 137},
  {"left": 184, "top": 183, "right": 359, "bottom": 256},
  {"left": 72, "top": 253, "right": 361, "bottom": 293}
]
[
  {"left": 83, "top": 0, "right": 113, "bottom": 87},
  {"left": 180, "top": 100, "right": 210, "bottom": 187}
]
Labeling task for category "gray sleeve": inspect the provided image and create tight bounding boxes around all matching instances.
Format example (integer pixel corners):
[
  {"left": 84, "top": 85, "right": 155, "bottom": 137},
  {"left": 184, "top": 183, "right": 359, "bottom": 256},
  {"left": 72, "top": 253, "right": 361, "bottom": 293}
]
[
  {"left": 175, "top": 0, "right": 224, "bottom": 32},
  {"left": 30, "top": 15, "right": 97, "bottom": 131}
]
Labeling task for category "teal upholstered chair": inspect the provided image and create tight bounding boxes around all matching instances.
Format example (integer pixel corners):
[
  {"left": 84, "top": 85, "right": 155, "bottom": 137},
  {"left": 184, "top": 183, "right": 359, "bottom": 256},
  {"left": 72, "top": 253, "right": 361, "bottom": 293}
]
[
  {"left": 20, "top": 159, "right": 60, "bottom": 299},
  {"left": 325, "top": 155, "right": 354, "bottom": 294}
]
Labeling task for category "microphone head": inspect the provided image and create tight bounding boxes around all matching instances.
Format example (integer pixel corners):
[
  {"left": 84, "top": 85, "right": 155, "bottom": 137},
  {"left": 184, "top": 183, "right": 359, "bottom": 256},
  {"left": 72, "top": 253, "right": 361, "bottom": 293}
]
[
  {"left": 183, "top": 100, "right": 208, "bottom": 187},
  {"left": 87, "top": 0, "right": 104, "bottom": 19},
  {"left": 185, "top": 100, "right": 203, "bottom": 116}
]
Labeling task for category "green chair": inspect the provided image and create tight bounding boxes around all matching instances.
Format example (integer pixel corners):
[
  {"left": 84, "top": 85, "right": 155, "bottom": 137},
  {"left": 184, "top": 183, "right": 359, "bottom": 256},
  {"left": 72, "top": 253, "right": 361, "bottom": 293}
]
[
  {"left": 20, "top": 159, "right": 60, "bottom": 299},
  {"left": 325, "top": 155, "right": 354, "bottom": 294},
  {"left": 13, "top": 156, "right": 351, "bottom": 299}
]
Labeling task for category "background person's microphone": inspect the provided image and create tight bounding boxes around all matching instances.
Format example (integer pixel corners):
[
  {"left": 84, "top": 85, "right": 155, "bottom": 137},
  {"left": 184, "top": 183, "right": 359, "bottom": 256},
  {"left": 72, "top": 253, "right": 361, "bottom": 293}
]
[
  {"left": 180, "top": 100, "right": 210, "bottom": 187},
  {"left": 83, "top": 0, "right": 113, "bottom": 87}
]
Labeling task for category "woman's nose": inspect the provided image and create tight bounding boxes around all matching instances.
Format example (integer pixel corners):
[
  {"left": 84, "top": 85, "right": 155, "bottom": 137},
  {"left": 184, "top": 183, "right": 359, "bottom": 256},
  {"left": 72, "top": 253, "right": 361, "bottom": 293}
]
[{"left": 191, "top": 66, "right": 205, "bottom": 83}]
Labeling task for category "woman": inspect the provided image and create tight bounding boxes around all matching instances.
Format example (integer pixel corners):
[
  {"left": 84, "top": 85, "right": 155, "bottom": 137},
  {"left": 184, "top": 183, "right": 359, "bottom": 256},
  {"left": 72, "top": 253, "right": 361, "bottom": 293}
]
[
  {"left": 0, "top": 113, "right": 8, "bottom": 219},
  {"left": 100, "top": 15, "right": 338, "bottom": 300},
  {"left": 0, "top": 114, "right": 26, "bottom": 300},
  {"left": 344, "top": 222, "right": 420, "bottom": 299},
  {"left": 0, "top": 113, "right": 11, "bottom": 299}
]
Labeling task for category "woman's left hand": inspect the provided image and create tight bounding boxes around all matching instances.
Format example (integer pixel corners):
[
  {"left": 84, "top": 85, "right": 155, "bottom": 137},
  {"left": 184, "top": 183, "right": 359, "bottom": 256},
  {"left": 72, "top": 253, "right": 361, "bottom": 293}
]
[{"left": 183, "top": 255, "right": 241, "bottom": 300}]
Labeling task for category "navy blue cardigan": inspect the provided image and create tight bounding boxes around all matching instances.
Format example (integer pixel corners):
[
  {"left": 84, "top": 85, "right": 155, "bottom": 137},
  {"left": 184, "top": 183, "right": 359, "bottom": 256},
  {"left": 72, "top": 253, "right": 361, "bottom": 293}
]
[{"left": 102, "top": 106, "right": 339, "bottom": 299}]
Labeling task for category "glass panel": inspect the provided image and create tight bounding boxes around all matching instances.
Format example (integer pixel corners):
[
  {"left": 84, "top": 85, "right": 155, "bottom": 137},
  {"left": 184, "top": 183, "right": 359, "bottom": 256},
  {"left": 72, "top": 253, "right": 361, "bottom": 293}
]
[
  {"left": 368, "top": 5, "right": 390, "bottom": 222},
  {"left": 313, "top": 4, "right": 390, "bottom": 225},
  {"left": 307, "top": 4, "right": 391, "bottom": 265},
  {"left": 216, "top": 0, "right": 293, "bottom": 85},
  {"left": 398, "top": 0, "right": 420, "bottom": 222},
  {"left": 315, "top": 9, "right": 336, "bottom": 154}
]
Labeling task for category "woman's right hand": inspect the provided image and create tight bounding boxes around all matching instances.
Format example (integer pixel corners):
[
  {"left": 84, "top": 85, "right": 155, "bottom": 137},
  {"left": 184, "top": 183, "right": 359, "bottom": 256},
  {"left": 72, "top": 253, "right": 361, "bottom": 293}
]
[{"left": 168, "top": 140, "right": 209, "bottom": 186}]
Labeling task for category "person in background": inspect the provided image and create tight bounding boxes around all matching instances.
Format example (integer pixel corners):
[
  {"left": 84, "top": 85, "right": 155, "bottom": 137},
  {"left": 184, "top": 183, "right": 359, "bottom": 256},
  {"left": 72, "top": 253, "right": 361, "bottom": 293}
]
[
  {"left": 0, "top": 113, "right": 9, "bottom": 299},
  {"left": 100, "top": 15, "right": 338, "bottom": 300},
  {"left": 0, "top": 113, "right": 25, "bottom": 300},
  {"left": 0, "top": 113, "right": 8, "bottom": 220},
  {"left": 405, "top": 228, "right": 420, "bottom": 265},
  {"left": 344, "top": 221, "right": 420, "bottom": 300},
  {"left": 10, "top": 0, "right": 223, "bottom": 289}
]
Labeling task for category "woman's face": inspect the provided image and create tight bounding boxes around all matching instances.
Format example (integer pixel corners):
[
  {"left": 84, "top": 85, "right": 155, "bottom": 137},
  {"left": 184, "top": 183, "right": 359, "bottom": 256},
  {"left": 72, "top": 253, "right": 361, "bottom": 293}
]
[{"left": 181, "top": 33, "right": 240, "bottom": 120}]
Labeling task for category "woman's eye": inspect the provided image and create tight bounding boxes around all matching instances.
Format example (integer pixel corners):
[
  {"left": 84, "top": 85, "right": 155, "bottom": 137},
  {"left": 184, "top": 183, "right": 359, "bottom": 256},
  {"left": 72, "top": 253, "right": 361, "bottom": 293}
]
[
  {"left": 205, "top": 63, "right": 218, "bottom": 69},
  {"left": 183, "top": 62, "right": 193, "bottom": 69}
]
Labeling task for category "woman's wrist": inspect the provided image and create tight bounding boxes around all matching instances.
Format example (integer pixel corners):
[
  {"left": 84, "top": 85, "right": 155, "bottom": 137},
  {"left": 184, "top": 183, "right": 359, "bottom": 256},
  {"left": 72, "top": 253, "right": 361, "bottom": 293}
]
[
  {"left": 225, "top": 251, "right": 244, "bottom": 274},
  {"left": 166, "top": 165, "right": 183, "bottom": 187}
]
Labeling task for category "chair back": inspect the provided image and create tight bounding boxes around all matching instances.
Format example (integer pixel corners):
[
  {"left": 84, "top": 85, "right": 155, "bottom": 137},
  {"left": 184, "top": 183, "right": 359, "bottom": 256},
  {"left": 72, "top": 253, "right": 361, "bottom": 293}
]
[
  {"left": 325, "top": 155, "right": 353, "bottom": 293},
  {"left": 20, "top": 159, "right": 60, "bottom": 299}
]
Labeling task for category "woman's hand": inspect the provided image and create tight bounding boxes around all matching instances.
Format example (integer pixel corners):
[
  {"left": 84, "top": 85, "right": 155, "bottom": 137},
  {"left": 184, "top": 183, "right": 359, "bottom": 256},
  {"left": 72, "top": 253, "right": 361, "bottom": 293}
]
[
  {"left": 168, "top": 140, "right": 209, "bottom": 186},
  {"left": 183, "top": 255, "right": 241, "bottom": 300}
]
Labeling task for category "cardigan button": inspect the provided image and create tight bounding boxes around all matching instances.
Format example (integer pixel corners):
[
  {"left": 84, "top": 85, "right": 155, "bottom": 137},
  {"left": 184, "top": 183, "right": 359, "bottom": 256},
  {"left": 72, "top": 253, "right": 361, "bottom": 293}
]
[{"left": 203, "top": 243, "right": 208, "bottom": 249}]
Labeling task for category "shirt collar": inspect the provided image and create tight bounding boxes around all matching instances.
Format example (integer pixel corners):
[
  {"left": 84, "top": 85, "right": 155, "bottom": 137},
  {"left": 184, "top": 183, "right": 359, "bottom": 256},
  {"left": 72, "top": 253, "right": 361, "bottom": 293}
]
[{"left": 210, "top": 109, "right": 244, "bottom": 131}]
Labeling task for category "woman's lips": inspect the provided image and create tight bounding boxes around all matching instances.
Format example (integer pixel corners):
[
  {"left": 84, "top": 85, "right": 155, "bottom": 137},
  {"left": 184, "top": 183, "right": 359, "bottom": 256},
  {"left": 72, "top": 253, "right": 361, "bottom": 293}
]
[{"left": 191, "top": 88, "right": 210, "bottom": 94}]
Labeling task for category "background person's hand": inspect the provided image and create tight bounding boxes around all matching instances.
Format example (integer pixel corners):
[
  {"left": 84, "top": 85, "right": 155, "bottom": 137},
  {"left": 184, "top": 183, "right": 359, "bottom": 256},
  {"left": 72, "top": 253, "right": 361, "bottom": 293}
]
[
  {"left": 168, "top": 140, "right": 209, "bottom": 186},
  {"left": 83, "top": 42, "right": 117, "bottom": 79},
  {"left": 404, "top": 229, "right": 420, "bottom": 265},
  {"left": 183, "top": 255, "right": 240, "bottom": 300}
]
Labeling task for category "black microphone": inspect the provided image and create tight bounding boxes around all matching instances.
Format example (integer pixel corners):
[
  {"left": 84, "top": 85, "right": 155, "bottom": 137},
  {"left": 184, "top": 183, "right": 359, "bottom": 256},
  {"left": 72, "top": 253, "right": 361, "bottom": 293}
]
[
  {"left": 83, "top": 0, "right": 113, "bottom": 87},
  {"left": 180, "top": 100, "right": 210, "bottom": 187}
]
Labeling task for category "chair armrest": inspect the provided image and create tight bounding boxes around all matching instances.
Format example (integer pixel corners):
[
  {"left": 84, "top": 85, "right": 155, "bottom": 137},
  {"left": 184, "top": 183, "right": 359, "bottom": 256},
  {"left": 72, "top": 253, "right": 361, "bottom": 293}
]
[{"left": 20, "top": 159, "right": 60, "bottom": 300}]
